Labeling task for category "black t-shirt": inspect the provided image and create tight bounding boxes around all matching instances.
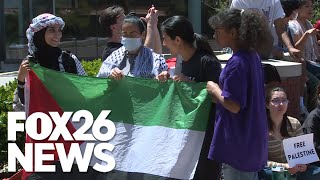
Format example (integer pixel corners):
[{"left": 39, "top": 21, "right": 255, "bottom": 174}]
[
  {"left": 181, "top": 49, "right": 221, "bottom": 83},
  {"left": 182, "top": 49, "right": 222, "bottom": 179},
  {"left": 101, "top": 42, "right": 123, "bottom": 61}
]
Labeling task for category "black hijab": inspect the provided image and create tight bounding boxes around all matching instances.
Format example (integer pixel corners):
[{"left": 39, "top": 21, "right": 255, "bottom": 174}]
[{"left": 32, "top": 28, "right": 62, "bottom": 71}]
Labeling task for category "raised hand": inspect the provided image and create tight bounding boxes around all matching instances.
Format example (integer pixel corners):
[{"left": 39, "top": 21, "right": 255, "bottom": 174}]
[{"left": 17, "top": 59, "right": 31, "bottom": 82}]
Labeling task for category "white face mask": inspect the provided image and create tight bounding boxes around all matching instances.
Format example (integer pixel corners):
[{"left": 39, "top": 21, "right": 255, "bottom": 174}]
[{"left": 121, "top": 37, "right": 142, "bottom": 52}]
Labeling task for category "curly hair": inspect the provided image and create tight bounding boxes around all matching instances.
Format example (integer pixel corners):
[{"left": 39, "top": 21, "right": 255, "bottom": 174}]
[
  {"left": 208, "top": 8, "right": 272, "bottom": 56},
  {"left": 99, "top": 5, "right": 124, "bottom": 38}
]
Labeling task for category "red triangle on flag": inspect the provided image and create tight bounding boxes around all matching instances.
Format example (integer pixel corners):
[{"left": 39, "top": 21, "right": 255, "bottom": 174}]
[{"left": 22, "top": 70, "right": 83, "bottom": 179}]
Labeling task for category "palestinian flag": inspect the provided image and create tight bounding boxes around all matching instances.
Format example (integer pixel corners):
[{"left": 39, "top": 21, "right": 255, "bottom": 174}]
[{"left": 22, "top": 63, "right": 211, "bottom": 180}]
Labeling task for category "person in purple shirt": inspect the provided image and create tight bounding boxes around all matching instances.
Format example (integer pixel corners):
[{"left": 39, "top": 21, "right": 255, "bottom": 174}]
[{"left": 206, "top": 9, "right": 270, "bottom": 179}]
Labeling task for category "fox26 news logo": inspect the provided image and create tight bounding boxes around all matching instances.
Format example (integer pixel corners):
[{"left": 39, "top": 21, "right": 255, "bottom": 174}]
[{"left": 7, "top": 110, "right": 116, "bottom": 173}]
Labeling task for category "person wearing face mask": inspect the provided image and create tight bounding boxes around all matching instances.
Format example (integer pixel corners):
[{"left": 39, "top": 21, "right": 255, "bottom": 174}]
[
  {"left": 99, "top": 5, "right": 162, "bottom": 61},
  {"left": 96, "top": 14, "right": 168, "bottom": 180},
  {"left": 97, "top": 14, "right": 167, "bottom": 80}
]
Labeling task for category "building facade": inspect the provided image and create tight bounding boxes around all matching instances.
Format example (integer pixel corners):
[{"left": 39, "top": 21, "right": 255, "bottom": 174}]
[{"left": 1, "top": 0, "right": 221, "bottom": 63}]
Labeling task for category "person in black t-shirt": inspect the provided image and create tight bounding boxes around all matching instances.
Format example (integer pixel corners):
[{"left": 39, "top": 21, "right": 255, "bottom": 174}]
[
  {"left": 160, "top": 16, "right": 221, "bottom": 83},
  {"left": 160, "top": 16, "right": 222, "bottom": 180},
  {"left": 99, "top": 5, "right": 125, "bottom": 61}
]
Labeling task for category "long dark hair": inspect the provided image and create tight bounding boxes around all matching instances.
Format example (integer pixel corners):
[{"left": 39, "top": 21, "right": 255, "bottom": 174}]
[
  {"left": 123, "top": 15, "right": 145, "bottom": 34},
  {"left": 266, "top": 87, "right": 292, "bottom": 137},
  {"left": 161, "top": 16, "right": 214, "bottom": 56}
]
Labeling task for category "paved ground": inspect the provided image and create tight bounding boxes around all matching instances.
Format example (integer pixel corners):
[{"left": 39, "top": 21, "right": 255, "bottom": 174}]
[{"left": 0, "top": 63, "right": 19, "bottom": 87}]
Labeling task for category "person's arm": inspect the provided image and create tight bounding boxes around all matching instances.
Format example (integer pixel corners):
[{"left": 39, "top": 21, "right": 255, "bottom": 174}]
[
  {"left": 17, "top": 58, "right": 30, "bottom": 83},
  {"left": 152, "top": 20, "right": 162, "bottom": 54},
  {"left": 294, "top": 28, "right": 318, "bottom": 50},
  {"left": 97, "top": 54, "right": 119, "bottom": 78},
  {"left": 142, "top": 6, "right": 162, "bottom": 54},
  {"left": 274, "top": 18, "right": 301, "bottom": 59},
  {"left": 206, "top": 57, "right": 246, "bottom": 113},
  {"left": 206, "top": 81, "right": 240, "bottom": 113},
  {"left": 17, "top": 58, "right": 31, "bottom": 104},
  {"left": 143, "top": 10, "right": 154, "bottom": 51}
]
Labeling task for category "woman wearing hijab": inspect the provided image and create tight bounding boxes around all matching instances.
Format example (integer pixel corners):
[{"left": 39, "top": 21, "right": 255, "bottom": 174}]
[
  {"left": 15, "top": 13, "right": 86, "bottom": 108},
  {"left": 14, "top": 13, "right": 93, "bottom": 180}
]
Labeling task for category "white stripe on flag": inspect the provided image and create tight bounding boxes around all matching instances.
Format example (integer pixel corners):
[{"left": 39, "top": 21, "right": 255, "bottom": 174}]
[
  {"left": 76, "top": 122, "right": 205, "bottom": 179},
  {"left": 108, "top": 122, "right": 204, "bottom": 179}
]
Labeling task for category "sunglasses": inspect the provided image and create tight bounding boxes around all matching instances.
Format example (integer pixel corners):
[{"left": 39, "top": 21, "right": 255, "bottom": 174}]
[{"left": 270, "top": 99, "right": 289, "bottom": 106}]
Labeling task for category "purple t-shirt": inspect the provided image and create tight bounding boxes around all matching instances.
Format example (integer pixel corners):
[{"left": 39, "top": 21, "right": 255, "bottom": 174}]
[{"left": 208, "top": 50, "right": 268, "bottom": 172}]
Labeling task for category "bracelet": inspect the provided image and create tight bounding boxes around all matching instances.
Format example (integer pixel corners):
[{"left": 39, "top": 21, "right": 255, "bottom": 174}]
[
  {"left": 17, "top": 84, "right": 25, "bottom": 88},
  {"left": 17, "top": 80, "right": 25, "bottom": 88},
  {"left": 17, "top": 80, "right": 25, "bottom": 85}
]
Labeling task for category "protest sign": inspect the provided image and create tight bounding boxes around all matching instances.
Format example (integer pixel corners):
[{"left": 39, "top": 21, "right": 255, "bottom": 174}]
[{"left": 283, "top": 134, "right": 319, "bottom": 167}]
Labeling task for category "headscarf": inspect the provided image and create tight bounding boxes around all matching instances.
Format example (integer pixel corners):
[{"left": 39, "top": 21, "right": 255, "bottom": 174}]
[
  {"left": 26, "top": 13, "right": 65, "bottom": 70},
  {"left": 26, "top": 13, "right": 65, "bottom": 54}
]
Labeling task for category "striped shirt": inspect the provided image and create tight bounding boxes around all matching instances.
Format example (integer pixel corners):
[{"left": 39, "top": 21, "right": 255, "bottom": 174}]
[{"left": 267, "top": 116, "right": 304, "bottom": 168}]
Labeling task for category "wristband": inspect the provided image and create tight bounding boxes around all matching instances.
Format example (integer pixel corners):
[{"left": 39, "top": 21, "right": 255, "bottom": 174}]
[{"left": 17, "top": 80, "right": 25, "bottom": 88}]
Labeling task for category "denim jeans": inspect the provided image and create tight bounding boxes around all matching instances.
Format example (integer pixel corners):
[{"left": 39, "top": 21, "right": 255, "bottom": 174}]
[{"left": 222, "top": 164, "right": 258, "bottom": 180}]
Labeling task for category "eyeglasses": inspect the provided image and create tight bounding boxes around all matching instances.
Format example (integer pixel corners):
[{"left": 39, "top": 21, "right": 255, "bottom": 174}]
[{"left": 270, "top": 99, "right": 289, "bottom": 106}]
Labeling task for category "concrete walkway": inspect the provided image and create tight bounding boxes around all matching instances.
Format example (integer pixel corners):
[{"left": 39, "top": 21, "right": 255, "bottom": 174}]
[
  {"left": 0, "top": 71, "right": 17, "bottom": 87},
  {"left": 0, "top": 63, "right": 19, "bottom": 87}
]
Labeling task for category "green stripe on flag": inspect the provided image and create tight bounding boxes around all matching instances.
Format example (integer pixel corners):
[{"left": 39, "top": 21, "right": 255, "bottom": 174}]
[{"left": 31, "top": 63, "right": 211, "bottom": 131}]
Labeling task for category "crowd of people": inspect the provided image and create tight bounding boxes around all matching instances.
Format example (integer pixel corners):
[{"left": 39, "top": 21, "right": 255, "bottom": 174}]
[{"left": 14, "top": 0, "right": 320, "bottom": 179}]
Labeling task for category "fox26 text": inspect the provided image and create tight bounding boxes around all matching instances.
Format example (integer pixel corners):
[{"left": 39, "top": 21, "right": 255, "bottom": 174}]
[{"left": 7, "top": 110, "right": 116, "bottom": 173}]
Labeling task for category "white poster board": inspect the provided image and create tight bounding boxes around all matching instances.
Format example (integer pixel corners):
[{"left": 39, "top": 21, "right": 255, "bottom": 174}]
[{"left": 283, "top": 133, "right": 319, "bottom": 167}]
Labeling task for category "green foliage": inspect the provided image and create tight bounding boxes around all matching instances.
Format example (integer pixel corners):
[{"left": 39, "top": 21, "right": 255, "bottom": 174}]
[
  {"left": 5, "top": 14, "right": 19, "bottom": 45},
  {"left": 0, "top": 80, "right": 24, "bottom": 171},
  {"left": 81, "top": 59, "right": 102, "bottom": 77},
  {"left": 202, "top": 0, "right": 230, "bottom": 15},
  {"left": 312, "top": 1, "right": 320, "bottom": 24}
]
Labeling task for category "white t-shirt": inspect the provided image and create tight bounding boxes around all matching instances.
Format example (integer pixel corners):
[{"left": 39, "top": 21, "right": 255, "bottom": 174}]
[
  {"left": 230, "top": 0, "right": 285, "bottom": 45},
  {"left": 288, "top": 20, "right": 320, "bottom": 61}
]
